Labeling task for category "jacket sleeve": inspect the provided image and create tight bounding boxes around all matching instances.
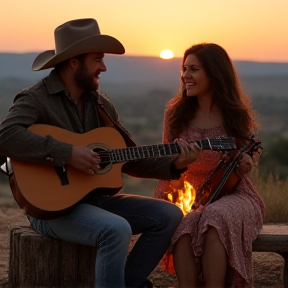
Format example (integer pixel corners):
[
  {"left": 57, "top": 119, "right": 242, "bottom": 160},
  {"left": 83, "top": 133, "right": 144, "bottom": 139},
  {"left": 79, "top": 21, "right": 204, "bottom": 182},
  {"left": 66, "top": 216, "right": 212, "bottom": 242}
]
[
  {"left": 122, "top": 155, "right": 185, "bottom": 181},
  {"left": 0, "top": 90, "right": 72, "bottom": 166}
]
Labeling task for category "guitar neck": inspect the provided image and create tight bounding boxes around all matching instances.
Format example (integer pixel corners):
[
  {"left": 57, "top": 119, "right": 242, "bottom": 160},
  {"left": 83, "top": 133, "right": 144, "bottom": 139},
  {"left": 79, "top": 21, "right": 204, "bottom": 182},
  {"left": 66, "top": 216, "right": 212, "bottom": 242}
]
[{"left": 109, "top": 139, "right": 225, "bottom": 164}]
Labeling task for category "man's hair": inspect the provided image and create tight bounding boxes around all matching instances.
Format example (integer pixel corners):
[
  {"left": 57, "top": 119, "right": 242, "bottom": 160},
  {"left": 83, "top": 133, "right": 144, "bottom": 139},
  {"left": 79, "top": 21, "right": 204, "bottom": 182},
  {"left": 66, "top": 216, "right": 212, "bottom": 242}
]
[{"left": 54, "top": 53, "right": 87, "bottom": 71}]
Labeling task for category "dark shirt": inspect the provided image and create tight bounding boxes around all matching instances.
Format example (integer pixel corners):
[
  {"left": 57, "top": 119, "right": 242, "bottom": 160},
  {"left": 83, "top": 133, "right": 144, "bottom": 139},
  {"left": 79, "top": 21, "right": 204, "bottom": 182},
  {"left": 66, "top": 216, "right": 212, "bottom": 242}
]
[{"left": 0, "top": 69, "right": 185, "bottom": 181}]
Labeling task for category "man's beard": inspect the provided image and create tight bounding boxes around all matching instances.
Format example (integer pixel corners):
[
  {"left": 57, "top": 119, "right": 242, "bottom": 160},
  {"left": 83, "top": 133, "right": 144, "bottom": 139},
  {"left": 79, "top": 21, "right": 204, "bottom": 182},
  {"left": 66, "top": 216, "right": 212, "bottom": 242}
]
[{"left": 75, "top": 65, "right": 98, "bottom": 92}]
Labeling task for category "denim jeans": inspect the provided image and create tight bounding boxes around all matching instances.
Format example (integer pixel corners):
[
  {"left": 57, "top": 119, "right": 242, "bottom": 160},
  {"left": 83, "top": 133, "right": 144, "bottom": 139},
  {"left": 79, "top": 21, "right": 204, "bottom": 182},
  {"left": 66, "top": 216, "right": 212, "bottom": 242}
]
[{"left": 28, "top": 193, "right": 183, "bottom": 288}]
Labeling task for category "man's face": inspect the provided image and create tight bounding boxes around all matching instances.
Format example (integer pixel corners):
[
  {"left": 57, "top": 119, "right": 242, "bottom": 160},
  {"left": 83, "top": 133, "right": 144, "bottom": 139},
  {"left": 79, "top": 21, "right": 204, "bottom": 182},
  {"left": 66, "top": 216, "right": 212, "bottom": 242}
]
[{"left": 74, "top": 53, "right": 106, "bottom": 91}]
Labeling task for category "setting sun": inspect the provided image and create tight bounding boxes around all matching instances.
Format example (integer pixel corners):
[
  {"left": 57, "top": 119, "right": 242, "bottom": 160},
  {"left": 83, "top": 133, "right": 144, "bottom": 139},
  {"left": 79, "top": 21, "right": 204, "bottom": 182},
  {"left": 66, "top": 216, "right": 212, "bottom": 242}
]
[{"left": 160, "top": 49, "right": 174, "bottom": 59}]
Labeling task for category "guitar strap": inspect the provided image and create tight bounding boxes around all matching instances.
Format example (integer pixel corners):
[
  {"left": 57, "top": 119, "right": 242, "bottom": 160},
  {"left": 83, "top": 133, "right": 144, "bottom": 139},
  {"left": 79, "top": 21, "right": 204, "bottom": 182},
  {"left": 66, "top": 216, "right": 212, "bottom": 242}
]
[
  {"left": 96, "top": 104, "right": 136, "bottom": 148},
  {"left": 97, "top": 105, "right": 116, "bottom": 128}
]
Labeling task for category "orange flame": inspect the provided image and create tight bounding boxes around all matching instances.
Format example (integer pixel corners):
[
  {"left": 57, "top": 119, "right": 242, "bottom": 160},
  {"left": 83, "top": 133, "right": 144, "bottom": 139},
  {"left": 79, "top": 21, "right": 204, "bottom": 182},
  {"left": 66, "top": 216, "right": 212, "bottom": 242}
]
[{"left": 165, "top": 181, "right": 196, "bottom": 215}]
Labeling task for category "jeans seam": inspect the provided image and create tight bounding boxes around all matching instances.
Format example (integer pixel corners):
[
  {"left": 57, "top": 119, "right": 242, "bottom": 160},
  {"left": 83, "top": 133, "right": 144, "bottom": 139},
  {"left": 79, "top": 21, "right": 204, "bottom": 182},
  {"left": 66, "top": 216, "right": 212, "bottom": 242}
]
[
  {"left": 99, "top": 237, "right": 107, "bottom": 287},
  {"left": 126, "top": 229, "right": 154, "bottom": 282},
  {"left": 124, "top": 214, "right": 163, "bottom": 283}
]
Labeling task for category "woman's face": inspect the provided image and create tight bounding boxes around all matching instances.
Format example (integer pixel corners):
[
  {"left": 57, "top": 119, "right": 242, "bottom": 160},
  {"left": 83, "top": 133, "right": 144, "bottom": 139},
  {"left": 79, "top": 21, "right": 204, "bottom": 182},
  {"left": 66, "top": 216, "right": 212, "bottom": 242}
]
[{"left": 181, "top": 54, "right": 212, "bottom": 98}]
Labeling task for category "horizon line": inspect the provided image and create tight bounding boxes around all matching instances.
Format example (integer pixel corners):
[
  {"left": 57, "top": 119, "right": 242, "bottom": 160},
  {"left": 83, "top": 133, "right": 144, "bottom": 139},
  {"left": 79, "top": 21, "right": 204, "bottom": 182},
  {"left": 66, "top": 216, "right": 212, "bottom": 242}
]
[{"left": 0, "top": 51, "right": 288, "bottom": 64}]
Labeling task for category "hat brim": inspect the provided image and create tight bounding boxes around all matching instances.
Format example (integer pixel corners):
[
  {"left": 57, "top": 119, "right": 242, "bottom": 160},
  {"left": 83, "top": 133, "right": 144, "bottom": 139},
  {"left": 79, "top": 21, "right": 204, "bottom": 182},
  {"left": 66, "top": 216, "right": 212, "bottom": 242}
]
[{"left": 32, "top": 34, "right": 125, "bottom": 71}]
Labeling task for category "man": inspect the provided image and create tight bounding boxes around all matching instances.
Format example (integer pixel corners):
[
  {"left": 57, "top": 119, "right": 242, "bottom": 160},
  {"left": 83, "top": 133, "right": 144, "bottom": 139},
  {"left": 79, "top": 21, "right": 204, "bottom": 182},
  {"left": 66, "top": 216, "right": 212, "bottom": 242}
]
[{"left": 0, "top": 18, "right": 200, "bottom": 288}]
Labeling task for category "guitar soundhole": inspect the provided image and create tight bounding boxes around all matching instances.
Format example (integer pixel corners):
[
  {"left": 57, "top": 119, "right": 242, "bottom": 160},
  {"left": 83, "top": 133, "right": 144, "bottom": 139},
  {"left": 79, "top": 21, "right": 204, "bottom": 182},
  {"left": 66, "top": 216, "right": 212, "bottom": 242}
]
[{"left": 92, "top": 148, "right": 110, "bottom": 169}]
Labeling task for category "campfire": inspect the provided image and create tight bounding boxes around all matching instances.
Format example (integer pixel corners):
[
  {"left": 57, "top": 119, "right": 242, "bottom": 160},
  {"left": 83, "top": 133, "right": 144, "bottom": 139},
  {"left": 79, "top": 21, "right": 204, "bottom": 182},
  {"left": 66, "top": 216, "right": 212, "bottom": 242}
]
[{"left": 164, "top": 181, "right": 196, "bottom": 215}]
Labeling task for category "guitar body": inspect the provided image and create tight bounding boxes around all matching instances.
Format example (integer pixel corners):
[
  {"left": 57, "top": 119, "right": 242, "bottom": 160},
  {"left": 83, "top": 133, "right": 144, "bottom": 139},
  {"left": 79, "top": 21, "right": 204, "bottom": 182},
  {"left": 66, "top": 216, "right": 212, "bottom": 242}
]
[
  {"left": 9, "top": 124, "right": 237, "bottom": 219},
  {"left": 10, "top": 125, "right": 127, "bottom": 218}
]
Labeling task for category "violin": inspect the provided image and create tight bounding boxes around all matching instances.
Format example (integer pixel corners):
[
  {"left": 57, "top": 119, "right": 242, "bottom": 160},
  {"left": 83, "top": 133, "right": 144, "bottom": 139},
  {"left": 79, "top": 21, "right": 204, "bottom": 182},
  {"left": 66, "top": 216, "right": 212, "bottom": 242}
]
[{"left": 192, "top": 135, "right": 263, "bottom": 210}]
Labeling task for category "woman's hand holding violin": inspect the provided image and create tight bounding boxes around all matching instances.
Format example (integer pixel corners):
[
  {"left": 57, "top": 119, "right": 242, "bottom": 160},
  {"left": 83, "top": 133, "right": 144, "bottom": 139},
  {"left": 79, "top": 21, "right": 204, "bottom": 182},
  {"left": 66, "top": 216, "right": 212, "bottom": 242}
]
[{"left": 235, "top": 153, "right": 253, "bottom": 178}]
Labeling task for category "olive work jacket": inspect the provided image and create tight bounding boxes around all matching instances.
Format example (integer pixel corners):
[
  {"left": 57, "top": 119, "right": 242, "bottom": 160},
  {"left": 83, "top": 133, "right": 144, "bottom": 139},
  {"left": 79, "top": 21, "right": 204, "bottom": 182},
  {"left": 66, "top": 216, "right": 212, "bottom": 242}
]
[{"left": 0, "top": 69, "right": 185, "bottom": 182}]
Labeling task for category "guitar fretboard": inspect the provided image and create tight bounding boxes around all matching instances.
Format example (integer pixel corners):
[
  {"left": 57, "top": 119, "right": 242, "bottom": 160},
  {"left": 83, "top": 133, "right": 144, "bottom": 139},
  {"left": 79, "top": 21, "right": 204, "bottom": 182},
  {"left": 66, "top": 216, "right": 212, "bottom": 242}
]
[
  {"left": 110, "top": 143, "right": 178, "bottom": 163},
  {"left": 108, "top": 138, "right": 235, "bottom": 164}
]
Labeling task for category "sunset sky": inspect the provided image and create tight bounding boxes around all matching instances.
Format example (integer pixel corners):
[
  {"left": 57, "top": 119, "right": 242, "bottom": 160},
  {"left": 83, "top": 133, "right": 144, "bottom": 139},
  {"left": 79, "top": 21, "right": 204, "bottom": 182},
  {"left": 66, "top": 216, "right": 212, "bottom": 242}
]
[{"left": 0, "top": 0, "right": 287, "bottom": 62}]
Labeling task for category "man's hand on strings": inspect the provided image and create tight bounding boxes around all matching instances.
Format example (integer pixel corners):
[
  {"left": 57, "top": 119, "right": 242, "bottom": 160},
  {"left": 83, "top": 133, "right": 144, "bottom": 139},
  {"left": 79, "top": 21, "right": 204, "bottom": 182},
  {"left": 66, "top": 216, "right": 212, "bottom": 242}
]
[{"left": 68, "top": 146, "right": 101, "bottom": 175}]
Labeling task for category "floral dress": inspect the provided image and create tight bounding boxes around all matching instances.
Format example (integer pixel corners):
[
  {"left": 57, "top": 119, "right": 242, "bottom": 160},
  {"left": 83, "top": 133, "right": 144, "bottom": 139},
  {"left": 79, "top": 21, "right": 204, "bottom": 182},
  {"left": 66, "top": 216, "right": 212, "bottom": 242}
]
[{"left": 154, "top": 106, "right": 265, "bottom": 287}]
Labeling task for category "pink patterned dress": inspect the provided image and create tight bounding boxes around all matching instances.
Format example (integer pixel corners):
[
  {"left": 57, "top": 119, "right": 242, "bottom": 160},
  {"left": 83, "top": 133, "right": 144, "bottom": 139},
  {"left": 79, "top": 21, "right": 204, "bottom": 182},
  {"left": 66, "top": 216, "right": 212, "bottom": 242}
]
[{"left": 154, "top": 106, "right": 265, "bottom": 287}]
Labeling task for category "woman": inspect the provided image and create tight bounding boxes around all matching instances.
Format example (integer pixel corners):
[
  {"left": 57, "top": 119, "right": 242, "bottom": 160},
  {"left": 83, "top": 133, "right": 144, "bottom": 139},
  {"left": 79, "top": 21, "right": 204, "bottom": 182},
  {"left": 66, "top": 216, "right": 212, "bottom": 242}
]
[{"left": 154, "top": 43, "right": 265, "bottom": 288}]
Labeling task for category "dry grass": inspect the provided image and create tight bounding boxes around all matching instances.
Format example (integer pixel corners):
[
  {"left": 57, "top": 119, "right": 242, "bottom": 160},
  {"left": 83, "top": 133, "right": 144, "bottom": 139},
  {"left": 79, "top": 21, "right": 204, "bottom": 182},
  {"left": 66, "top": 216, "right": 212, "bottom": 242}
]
[{"left": 250, "top": 169, "right": 288, "bottom": 223}]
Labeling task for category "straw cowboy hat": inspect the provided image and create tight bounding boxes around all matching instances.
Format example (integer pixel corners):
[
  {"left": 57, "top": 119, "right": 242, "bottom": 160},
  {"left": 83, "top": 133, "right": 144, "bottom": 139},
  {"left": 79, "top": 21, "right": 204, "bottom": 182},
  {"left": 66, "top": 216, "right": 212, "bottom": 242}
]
[{"left": 32, "top": 18, "right": 125, "bottom": 71}]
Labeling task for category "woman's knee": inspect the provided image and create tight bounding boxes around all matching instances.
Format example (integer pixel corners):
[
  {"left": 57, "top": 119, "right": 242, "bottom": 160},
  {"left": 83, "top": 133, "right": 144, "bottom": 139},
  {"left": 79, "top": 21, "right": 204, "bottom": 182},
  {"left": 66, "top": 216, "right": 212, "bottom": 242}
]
[
  {"left": 205, "top": 226, "right": 219, "bottom": 240},
  {"left": 204, "top": 226, "right": 226, "bottom": 253},
  {"left": 202, "top": 205, "right": 227, "bottom": 227}
]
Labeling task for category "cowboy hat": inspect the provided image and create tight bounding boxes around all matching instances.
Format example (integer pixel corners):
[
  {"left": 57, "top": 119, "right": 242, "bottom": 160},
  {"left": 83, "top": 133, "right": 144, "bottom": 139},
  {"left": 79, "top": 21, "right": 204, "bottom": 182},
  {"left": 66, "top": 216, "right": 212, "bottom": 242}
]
[{"left": 32, "top": 18, "right": 125, "bottom": 71}]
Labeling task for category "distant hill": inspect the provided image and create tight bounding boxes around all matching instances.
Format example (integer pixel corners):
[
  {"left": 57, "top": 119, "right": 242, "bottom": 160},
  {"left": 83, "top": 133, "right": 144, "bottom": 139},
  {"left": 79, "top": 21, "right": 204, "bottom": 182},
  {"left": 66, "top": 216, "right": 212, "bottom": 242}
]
[
  {"left": 1, "top": 52, "right": 288, "bottom": 82},
  {"left": 0, "top": 53, "right": 287, "bottom": 100}
]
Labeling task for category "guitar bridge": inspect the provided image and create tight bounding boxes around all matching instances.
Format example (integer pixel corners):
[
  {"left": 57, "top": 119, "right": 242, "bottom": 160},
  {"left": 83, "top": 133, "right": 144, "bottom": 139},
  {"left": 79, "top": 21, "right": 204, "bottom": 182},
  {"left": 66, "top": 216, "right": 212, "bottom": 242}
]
[{"left": 54, "top": 166, "right": 69, "bottom": 185}]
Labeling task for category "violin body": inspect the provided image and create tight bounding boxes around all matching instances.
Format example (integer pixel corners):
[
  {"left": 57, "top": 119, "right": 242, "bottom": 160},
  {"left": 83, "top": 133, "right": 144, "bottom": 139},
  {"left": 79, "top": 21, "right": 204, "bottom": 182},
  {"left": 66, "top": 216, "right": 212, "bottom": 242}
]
[
  {"left": 192, "top": 136, "right": 262, "bottom": 210},
  {"left": 192, "top": 151, "right": 241, "bottom": 209}
]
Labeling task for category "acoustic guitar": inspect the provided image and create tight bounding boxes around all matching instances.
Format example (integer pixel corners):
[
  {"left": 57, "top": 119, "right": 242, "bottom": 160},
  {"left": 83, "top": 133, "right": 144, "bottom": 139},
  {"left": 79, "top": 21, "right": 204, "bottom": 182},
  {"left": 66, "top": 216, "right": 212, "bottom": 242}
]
[{"left": 9, "top": 124, "right": 237, "bottom": 219}]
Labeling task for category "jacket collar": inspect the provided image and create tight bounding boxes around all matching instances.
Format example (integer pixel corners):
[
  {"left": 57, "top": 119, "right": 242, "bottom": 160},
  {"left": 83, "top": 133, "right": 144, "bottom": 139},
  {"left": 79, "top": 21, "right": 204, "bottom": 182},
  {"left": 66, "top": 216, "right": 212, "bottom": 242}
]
[
  {"left": 44, "top": 69, "right": 68, "bottom": 95},
  {"left": 44, "top": 69, "right": 100, "bottom": 101}
]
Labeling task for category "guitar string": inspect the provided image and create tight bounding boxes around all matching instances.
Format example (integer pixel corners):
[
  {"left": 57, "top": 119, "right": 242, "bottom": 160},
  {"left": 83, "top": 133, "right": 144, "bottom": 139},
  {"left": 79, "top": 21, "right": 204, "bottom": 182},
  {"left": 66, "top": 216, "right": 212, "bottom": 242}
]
[
  {"left": 91, "top": 139, "right": 234, "bottom": 156},
  {"left": 92, "top": 139, "right": 234, "bottom": 164},
  {"left": 93, "top": 140, "right": 232, "bottom": 157},
  {"left": 96, "top": 141, "right": 231, "bottom": 160},
  {"left": 94, "top": 145, "right": 175, "bottom": 163}
]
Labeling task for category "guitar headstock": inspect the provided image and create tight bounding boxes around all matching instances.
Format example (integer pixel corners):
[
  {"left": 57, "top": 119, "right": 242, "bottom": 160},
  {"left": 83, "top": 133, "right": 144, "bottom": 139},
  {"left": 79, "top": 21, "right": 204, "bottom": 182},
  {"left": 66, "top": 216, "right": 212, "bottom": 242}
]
[{"left": 208, "top": 136, "right": 237, "bottom": 151}]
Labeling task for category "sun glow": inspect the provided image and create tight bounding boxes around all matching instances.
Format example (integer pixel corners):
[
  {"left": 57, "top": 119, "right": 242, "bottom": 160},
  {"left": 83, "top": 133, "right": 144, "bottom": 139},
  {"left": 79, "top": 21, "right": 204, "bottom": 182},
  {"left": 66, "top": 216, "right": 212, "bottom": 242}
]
[{"left": 160, "top": 49, "right": 174, "bottom": 59}]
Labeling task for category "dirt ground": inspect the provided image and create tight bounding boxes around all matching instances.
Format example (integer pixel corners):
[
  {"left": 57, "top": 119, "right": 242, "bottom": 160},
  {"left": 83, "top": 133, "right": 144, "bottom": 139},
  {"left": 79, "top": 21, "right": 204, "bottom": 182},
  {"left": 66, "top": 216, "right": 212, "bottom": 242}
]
[{"left": 0, "top": 188, "right": 285, "bottom": 288}]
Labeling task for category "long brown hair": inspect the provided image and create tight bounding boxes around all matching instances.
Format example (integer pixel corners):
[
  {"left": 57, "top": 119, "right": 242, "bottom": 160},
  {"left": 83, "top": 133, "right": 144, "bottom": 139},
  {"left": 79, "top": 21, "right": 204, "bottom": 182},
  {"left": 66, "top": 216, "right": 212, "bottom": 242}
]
[{"left": 167, "top": 43, "right": 259, "bottom": 142}]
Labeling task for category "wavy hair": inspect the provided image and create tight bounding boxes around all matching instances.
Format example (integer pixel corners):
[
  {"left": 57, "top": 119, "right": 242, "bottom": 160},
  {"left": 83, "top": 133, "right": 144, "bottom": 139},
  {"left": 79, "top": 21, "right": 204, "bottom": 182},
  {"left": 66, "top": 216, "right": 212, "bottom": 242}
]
[{"left": 167, "top": 43, "right": 259, "bottom": 143}]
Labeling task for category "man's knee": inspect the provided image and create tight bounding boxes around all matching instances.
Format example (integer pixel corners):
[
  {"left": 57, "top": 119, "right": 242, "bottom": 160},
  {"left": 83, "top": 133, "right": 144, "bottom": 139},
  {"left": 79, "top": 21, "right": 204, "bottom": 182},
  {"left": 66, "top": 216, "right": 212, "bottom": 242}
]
[
  {"left": 156, "top": 200, "right": 184, "bottom": 228},
  {"left": 168, "top": 202, "right": 184, "bottom": 225},
  {"left": 101, "top": 216, "right": 132, "bottom": 247}
]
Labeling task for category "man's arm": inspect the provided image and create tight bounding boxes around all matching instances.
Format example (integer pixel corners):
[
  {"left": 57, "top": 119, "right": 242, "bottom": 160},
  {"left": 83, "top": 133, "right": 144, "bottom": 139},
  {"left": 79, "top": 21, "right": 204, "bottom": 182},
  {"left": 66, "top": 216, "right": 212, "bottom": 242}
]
[
  {"left": 0, "top": 91, "right": 72, "bottom": 166},
  {"left": 122, "top": 140, "right": 200, "bottom": 181}
]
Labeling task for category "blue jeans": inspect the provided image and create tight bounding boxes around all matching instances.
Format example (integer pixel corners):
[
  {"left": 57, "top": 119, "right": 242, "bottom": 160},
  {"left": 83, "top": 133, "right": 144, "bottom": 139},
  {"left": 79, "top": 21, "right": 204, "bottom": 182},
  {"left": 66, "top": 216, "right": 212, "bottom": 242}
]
[{"left": 28, "top": 193, "right": 183, "bottom": 288}]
